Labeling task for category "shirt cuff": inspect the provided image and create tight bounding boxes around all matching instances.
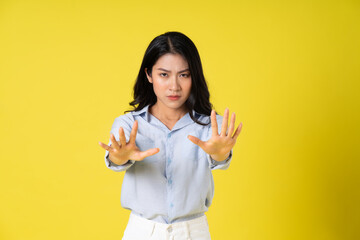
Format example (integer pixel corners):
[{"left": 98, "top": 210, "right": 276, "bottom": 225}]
[
  {"left": 105, "top": 151, "right": 135, "bottom": 172},
  {"left": 206, "top": 150, "right": 232, "bottom": 170}
]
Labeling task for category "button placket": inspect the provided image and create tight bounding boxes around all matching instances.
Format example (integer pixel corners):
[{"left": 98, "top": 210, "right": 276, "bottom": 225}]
[{"left": 165, "top": 132, "right": 174, "bottom": 216}]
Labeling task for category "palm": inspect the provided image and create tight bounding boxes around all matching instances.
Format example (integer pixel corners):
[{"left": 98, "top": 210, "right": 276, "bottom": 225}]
[
  {"left": 99, "top": 120, "right": 160, "bottom": 164},
  {"left": 200, "top": 134, "right": 235, "bottom": 156},
  {"left": 188, "top": 108, "right": 242, "bottom": 158},
  {"left": 110, "top": 140, "right": 147, "bottom": 161}
]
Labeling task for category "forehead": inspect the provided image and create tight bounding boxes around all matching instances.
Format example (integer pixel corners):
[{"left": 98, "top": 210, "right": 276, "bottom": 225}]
[{"left": 153, "top": 53, "right": 189, "bottom": 69}]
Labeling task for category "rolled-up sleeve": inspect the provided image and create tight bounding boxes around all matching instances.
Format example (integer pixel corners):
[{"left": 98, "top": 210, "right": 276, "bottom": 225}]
[
  {"left": 206, "top": 149, "right": 232, "bottom": 170},
  {"left": 104, "top": 116, "right": 135, "bottom": 172}
]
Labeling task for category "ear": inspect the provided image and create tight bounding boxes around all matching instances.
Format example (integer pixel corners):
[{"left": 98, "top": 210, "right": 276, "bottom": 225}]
[{"left": 145, "top": 68, "right": 152, "bottom": 83}]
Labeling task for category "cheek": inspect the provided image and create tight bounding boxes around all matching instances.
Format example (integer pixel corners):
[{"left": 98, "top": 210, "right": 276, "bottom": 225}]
[
  {"left": 184, "top": 79, "right": 192, "bottom": 92},
  {"left": 152, "top": 80, "right": 166, "bottom": 95}
]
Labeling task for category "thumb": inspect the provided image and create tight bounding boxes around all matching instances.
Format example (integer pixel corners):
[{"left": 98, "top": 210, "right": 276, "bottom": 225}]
[
  {"left": 135, "top": 148, "right": 160, "bottom": 161},
  {"left": 187, "top": 135, "right": 205, "bottom": 148}
]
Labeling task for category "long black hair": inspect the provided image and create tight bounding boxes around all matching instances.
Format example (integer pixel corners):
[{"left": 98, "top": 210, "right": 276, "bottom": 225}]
[{"left": 125, "top": 31, "right": 213, "bottom": 126}]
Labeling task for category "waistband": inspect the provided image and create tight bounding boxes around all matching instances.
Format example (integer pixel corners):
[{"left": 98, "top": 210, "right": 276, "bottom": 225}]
[
  {"left": 128, "top": 212, "right": 208, "bottom": 234},
  {"left": 131, "top": 211, "right": 205, "bottom": 224}
]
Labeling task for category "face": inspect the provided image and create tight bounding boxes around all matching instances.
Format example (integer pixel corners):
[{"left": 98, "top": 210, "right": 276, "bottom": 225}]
[{"left": 145, "top": 53, "right": 192, "bottom": 112}]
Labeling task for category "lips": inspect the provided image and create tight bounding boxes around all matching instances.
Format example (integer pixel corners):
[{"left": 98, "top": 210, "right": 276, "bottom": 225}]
[{"left": 167, "top": 95, "right": 180, "bottom": 100}]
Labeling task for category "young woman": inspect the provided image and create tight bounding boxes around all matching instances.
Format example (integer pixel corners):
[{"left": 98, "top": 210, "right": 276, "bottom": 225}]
[{"left": 98, "top": 31, "right": 243, "bottom": 240}]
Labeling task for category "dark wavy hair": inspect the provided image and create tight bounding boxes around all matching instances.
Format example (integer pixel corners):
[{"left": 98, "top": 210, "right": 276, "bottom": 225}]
[{"left": 125, "top": 31, "right": 213, "bottom": 126}]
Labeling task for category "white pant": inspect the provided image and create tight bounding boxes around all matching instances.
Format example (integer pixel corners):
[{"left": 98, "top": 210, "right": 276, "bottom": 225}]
[{"left": 122, "top": 213, "right": 211, "bottom": 240}]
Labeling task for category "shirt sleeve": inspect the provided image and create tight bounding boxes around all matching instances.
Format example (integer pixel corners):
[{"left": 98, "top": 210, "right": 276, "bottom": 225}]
[
  {"left": 104, "top": 115, "right": 135, "bottom": 172},
  {"left": 206, "top": 149, "right": 232, "bottom": 170},
  {"left": 206, "top": 113, "right": 233, "bottom": 170}
]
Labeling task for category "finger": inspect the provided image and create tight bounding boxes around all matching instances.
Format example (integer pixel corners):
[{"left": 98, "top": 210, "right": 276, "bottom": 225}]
[
  {"left": 187, "top": 135, "right": 205, "bottom": 148},
  {"left": 110, "top": 133, "right": 121, "bottom": 150},
  {"left": 227, "top": 112, "right": 235, "bottom": 138},
  {"left": 129, "top": 120, "right": 138, "bottom": 144},
  {"left": 232, "top": 122, "right": 243, "bottom": 139},
  {"left": 211, "top": 109, "right": 218, "bottom": 137},
  {"left": 98, "top": 141, "right": 113, "bottom": 152},
  {"left": 119, "top": 127, "right": 127, "bottom": 146},
  {"left": 220, "top": 108, "right": 229, "bottom": 136}
]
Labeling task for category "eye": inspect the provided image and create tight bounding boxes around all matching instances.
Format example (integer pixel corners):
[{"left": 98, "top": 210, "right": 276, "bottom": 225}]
[
  {"left": 160, "top": 73, "right": 168, "bottom": 77},
  {"left": 180, "top": 73, "right": 190, "bottom": 78}
]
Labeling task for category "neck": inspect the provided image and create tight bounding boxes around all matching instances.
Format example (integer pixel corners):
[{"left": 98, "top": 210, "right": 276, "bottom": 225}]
[{"left": 149, "top": 102, "right": 188, "bottom": 122}]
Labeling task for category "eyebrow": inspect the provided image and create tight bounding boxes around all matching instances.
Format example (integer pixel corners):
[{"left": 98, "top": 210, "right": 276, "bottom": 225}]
[{"left": 156, "top": 68, "right": 190, "bottom": 73}]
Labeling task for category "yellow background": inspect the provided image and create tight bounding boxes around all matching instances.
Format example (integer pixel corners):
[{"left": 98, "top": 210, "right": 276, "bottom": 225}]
[{"left": 0, "top": 0, "right": 359, "bottom": 239}]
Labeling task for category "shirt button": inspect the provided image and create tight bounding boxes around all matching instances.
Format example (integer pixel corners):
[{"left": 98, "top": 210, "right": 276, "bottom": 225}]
[
  {"left": 167, "top": 226, "right": 173, "bottom": 233},
  {"left": 167, "top": 133, "right": 171, "bottom": 139},
  {"left": 168, "top": 179, "right": 172, "bottom": 184},
  {"left": 170, "top": 203, "right": 174, "bottom": 208}
]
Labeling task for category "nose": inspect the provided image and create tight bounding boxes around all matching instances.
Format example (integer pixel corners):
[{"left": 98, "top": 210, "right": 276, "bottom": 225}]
[{"left": 169, "top": 76, "right": 181, "bottom": 91}]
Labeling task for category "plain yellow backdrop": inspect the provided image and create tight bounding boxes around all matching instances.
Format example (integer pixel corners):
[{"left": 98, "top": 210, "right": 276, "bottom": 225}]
[{"left": 0, "top": 0, "right": 359, "bottom": 239}]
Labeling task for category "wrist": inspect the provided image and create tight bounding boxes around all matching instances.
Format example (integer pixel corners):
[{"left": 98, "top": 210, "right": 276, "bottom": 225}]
[
  {"left": 210, "top": 151, "right": 231, "bottom": 162},
  {"left": 108, "top": 153, "right": 129, "bottom": 165}
]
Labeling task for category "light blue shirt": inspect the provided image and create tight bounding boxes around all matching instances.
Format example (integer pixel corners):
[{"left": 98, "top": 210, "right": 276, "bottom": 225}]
[{"left": 104, "top": 104, "right": 232, "bottom": 223}]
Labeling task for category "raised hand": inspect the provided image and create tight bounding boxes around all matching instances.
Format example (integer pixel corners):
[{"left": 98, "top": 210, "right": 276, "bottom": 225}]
[
  {"left": 187, "top": 108, "right": 243, "bottom": 162},
  {"left": 99, "top": 120, "right": 160, "bottom": 165}
]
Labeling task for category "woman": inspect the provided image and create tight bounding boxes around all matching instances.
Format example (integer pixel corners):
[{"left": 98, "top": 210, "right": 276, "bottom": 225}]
[{"left": 98, "top": 31, "right": 243, "bottom": 240}]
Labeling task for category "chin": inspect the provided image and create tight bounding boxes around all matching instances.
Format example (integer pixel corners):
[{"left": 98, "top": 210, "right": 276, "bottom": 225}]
[{"left": 165, "top": 100, "right": 186, "bottom": 109}]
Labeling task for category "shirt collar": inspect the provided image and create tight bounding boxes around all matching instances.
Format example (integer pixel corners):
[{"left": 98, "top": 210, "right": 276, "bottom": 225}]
[
  {"left": 131, "top": 105, "right": 150, "bottom": 116},
  {"left": 131, "top": 104, "right": 200, "bottom": 131}
]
